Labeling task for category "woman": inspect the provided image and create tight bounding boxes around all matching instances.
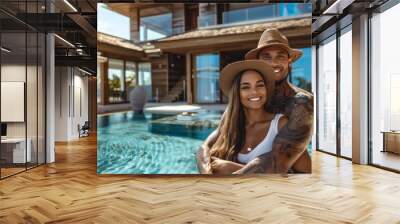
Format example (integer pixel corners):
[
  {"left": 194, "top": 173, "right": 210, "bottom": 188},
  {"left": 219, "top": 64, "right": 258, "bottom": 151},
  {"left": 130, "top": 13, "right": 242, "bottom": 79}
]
[{"left": 203, "top": 60, "right": 288, "bottom": 174}]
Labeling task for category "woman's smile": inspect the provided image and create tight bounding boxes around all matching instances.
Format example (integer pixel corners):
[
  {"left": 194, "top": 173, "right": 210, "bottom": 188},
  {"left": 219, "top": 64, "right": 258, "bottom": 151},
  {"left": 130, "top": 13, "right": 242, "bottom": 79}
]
[
  {"left": 248, "top": 96, "right": 262, "bottom": 102},
  {"left": 239, "top": 70, "right": 268, "bottom": 110}
]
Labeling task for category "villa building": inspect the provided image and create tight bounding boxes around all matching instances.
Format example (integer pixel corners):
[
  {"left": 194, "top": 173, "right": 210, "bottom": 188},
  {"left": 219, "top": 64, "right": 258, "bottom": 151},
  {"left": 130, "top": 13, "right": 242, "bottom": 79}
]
[{"left": 97, "top": 3, "right": 312, "bottom": 105}]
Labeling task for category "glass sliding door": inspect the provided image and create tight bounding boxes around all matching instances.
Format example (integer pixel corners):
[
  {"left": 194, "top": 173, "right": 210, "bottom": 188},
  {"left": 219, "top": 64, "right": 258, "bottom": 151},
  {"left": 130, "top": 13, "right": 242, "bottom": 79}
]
[
  {"left": 317, "top": 35, "right": 337, "bottom": 154},
  {"left": 339, "top": 26, "right": 352, "bottom": 158},
  {"left": 370, "top": 3, "right": 400, "bottom": 171},
  {"left": 0, "top": 1, "right": 47, "bottom": 179},
  {"left": 194, "top": 53, "right": 220, "bottom": 103}
]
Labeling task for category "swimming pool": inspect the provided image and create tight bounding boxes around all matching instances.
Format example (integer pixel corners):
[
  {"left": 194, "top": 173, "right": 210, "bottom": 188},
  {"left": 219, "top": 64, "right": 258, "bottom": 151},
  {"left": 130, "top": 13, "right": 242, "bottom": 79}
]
[{"left": 97, "top": 111, "right": 222, "bottom": 174}]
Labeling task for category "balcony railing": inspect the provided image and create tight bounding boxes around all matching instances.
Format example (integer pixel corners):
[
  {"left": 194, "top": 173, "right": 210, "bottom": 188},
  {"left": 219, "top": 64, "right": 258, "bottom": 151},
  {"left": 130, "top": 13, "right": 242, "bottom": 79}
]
[
  {"left": 222, "top": 4, "right": 312, "bottom": 25},
  {"left": 198, "top": 14, "right": 217, "bottom": 28}
]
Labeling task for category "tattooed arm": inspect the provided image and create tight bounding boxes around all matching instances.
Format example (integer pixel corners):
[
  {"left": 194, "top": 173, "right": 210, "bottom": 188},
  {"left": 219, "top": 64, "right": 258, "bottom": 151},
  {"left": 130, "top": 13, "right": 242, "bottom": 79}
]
[{"left": 234, "top": 93, "right": 314, "bottom": 174}]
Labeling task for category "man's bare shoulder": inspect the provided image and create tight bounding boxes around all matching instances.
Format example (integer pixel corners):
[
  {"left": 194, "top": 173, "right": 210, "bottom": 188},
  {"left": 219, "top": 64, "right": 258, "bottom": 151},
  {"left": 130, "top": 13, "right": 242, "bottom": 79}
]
[
  {"left": 284, "top": 87, "right": 313, "bottom": 116},
  {"left": 293, "top": 87, "right": 313, "bottom": 105}
]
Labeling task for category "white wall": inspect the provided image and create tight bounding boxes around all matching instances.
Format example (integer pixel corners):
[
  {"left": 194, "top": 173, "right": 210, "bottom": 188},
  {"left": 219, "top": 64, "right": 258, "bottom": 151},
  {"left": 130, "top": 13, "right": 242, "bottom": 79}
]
[
  {"left": 1, "top": 65, "right": 30, "bottom": 138},
  {"left": 54, "top": 66, "right": 89, "bottom": 141},
  {"left": 54, "top": 66, "right": 69, "bottom": 141},
  {"left": 1, "top": 63, "right": 46, "bottom": 164}
]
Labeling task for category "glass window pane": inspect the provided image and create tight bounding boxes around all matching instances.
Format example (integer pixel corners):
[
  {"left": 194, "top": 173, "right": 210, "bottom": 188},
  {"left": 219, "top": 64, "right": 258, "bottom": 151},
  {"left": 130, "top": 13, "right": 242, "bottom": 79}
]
[
  {"left": 27, "top": 31, "right": 38, "bottom": 168},
  {"left": 140, "top": 12, "right": 172, "bottom": 41},
  {"left": 195, "top": 53, "right": 220, "bottom": 103},
  {"left": 138, "top": 63, "right": 152, "bottom": 101},
  {"left": 198, "top": 14, "right": 216, "bottom": 28},
  {"left": 38, "top": 33, "right": 45, "bottom": 165},
  {"left": 222, "top": 3, "right": 311, "bottom": 25},
  {"left": 1, "top": 31, "right": 27, "bottom": 177},
  {"left": 97, "top": 63, "right": 101, "bottom": 104},
  {"left": 108, "top": 59, "right": 125, "bottom": 103},
  {"left": 97, "top": 3, "right": 131, "bottom": 40},
  {"left": 317, "top": 36, "right": 337, "bottom": 154},
  {"left": 291, "top": 47, "right": 312, "bottom": 92},
  {"left": 126, "top": 61, "right": 136, "bottom": 90},
  {"left": 371, "top": 4, "right": 400, "bottom": 171},
  {"left": 339, "top": 28, "right": 352, "bottom": 158}
]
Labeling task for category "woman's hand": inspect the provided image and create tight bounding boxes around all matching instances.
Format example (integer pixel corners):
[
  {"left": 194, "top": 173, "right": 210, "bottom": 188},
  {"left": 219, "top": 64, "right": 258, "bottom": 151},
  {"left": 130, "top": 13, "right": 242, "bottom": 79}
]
[{"left": 210, "top": 157, "right": 244, "bottom": 174}]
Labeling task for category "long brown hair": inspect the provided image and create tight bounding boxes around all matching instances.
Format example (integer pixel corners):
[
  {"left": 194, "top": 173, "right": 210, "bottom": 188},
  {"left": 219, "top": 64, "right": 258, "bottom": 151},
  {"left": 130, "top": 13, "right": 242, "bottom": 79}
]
[{"left": 210, "top": 70, "right": 270, "bottom": 161}]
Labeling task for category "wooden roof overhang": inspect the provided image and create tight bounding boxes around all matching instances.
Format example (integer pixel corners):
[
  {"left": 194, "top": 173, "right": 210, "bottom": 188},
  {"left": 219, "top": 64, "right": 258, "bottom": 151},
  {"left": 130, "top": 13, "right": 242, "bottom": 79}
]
[
  {"left": 97, "top": 33, "right": 146, "bottom": 61},
  {"left": 154, "top": 17, "right": 311, "bottom": 54}
]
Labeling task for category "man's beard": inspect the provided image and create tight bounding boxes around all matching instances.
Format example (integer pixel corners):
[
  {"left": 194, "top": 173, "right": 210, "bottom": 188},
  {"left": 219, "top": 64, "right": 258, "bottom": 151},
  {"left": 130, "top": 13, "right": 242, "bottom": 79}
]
[
  {"left": 276, "top": 73, "right": 288, "bottom": 84},
  {"left": 276, "top": 67, "right": 291, "bottom": 84}
]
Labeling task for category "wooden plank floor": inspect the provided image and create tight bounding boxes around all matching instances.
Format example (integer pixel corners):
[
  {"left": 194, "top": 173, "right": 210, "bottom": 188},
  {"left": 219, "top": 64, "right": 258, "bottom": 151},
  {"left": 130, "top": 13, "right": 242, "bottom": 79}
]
[{"left": 1, "top": 135, "right": 400, "bottom": 224}]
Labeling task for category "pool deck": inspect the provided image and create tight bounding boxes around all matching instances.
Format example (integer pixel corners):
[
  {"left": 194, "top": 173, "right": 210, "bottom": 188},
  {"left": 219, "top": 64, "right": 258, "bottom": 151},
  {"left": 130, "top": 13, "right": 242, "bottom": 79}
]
[{"left": 98, "top": 102, "right": 227, "bottom": 115}]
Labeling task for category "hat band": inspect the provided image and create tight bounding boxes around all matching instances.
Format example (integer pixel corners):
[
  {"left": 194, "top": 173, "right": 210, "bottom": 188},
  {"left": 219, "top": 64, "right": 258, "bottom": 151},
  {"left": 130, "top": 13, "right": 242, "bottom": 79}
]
[
  {"left": 266, "top": 39, "right": 286, "bottom": 44},
  {"left": 257, "top": 42, "right": 291, "bottom": 52}
]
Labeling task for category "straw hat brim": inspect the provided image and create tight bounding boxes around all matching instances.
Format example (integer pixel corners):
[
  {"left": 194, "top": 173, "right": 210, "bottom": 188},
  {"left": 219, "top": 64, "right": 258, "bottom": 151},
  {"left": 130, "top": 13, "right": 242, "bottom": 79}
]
[
  {"left": 220, "top": 60, "right": 275, "bottom": 100},
  {"left": 245, "top": 43, "right": 303, "bottom": 62}
]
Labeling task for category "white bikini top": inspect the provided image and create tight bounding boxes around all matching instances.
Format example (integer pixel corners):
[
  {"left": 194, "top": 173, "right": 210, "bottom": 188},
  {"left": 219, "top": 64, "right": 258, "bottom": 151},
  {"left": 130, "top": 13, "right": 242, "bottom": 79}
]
[{"left": 237, "top": 114, "right": 283, "bottom": 164}]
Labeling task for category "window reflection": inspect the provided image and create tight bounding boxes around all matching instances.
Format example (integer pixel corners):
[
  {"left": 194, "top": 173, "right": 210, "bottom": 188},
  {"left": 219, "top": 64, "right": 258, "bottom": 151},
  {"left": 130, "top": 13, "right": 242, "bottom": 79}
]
[
  {"left": 339, "top": 27, "right": 352, "bottom": 158},
  {"left": 97, "top": 3, "right": 131, "bottom": 40},
  {"left": 138, "top": 63, "right": 152, "bottom": 101},
  {"left": 317, "top": 36, "right": 337, "bottom": 154},
  {"left": 1, "top": 31, "right": 28, "bottom": 177},
  {"left": 108, "top": 59, "right": 125, "bottom": 103},
  {"left": 371, "top": 4, "right": 400, "bottom": 171},
  {"left": 140, "top": 13, "right": 172, "bottom": 41},
  {"left": 126, "top": 61, "right": 136, "bottom": 94}
]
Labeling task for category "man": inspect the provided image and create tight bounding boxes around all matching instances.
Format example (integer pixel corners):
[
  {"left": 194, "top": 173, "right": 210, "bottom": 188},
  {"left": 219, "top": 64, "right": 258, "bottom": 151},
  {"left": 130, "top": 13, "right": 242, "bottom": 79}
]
[{"left": 197, "top": 28, "right": 313, "bottom": 174}]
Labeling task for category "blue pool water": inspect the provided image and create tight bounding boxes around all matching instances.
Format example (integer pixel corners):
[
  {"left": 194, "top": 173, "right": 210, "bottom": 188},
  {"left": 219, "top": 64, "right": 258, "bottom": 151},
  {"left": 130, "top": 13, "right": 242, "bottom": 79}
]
[{"left": 97, "top": 111, "right": 221, "bottom": 174}]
